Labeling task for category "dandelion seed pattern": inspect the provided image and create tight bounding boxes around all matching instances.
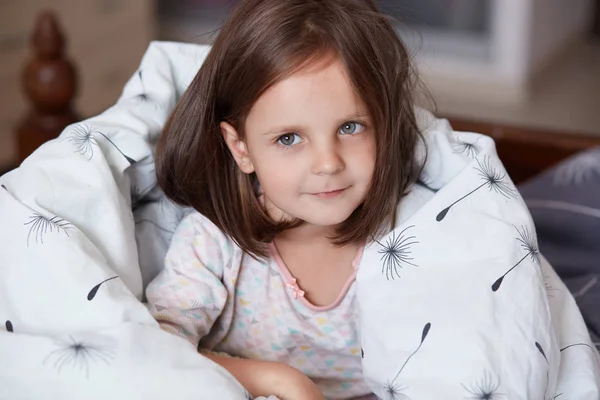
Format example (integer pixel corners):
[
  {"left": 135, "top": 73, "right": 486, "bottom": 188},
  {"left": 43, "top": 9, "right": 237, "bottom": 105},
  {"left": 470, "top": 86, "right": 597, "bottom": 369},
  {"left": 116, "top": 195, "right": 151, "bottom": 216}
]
[
  {"left": 87, "top": 276, "right": 119, "bottom": 301},
  {"left": 24, "top": 213, "right": 72, "bottom": 246},
  {"left": 383, "top": 381, "right": 410, "bottom": 400},
  {"left": 451, "top": 135, "right": 482, "bottom": 159},
  {"left": 536, "top": 342, "right": 549, "bottom": 363},
  {"left": 43, "top": 335, "right": 115, "bottom": 378},
  {"left": 536, "top": 341, "right": 552, "bottom": 400},
  {"left": 135, "top": 93, "right": 152, "bottom": 103},
  {"left": 492, "top": 225, "right": 539, "bottom": 292},
  {"left": 5, "top": 320, "right": 13, "bottom": 332},
  {"left": 67, "top": 123, "right": 136, "bottom": 165},
  {"left": 462, "top": 371, "right": 503, "bottom": 400},
  {"left": 436, "top": 156, "right": 516, "bottom": 222},
  {"left": 560, "top": 343, "right": 594, "bottom": 352},
  {"left": 374, "top": 225, "right": 418, "bottom": 280},
  {"left": 131, "top": 69, "right": 161, "bottom": 109},
  {"left": 67, "top": 123, "right": 97, "bottom": 160},
  {"left": 383, "top": 323, "right": 431, "bottom": 400}
]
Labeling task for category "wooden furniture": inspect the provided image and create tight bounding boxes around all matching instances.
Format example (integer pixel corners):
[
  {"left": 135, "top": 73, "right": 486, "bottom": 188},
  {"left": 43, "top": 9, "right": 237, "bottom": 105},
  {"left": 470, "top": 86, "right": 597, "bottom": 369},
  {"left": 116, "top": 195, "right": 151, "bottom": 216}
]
[
  {"left": 448, "top": 118, "right": 600, "bottom": 184},
  {"left": 0, "top": 0, "right": 153, "bottom": 169},
  {"left": 595, "top": 0, "right": 600, "bottom": 36},
  {"left": 9, "top": 11, "right": 600, "bottom": 182},
  {"left": 15, "top": 11, "right": 80, "bottom": 162}
]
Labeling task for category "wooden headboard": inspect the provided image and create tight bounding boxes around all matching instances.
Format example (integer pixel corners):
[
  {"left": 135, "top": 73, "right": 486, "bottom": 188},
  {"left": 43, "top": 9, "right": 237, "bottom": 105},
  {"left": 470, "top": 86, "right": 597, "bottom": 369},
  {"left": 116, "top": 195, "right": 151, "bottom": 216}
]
[
  {"left": 448, "top": 118, "right": 600, "bottom": 184},
  {"left": 12, "top": 12, "right": 600, "bottom": 184}
]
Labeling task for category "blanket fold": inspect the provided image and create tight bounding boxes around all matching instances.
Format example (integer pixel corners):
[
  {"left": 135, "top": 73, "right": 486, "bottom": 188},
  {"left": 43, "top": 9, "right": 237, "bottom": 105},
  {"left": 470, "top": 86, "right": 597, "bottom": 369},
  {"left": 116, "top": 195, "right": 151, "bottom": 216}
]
[
  {"left": 0, "top": 42, "right": 248, "bottom": 400},
  {"left": 358, "top": 112, "right": 600, "bottom": 399}
]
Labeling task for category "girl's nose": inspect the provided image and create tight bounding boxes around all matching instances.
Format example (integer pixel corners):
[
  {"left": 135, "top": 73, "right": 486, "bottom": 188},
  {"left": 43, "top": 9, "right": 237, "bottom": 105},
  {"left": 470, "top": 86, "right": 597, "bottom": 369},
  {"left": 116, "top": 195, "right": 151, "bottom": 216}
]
[{"left": 311, "top": 144, "right": 345, "bottom": 176}]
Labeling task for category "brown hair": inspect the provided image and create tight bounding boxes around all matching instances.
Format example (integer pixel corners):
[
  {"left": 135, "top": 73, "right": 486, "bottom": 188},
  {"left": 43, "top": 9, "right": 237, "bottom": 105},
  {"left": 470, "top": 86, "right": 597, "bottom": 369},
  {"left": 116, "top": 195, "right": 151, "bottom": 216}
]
[{"left": 156, "top": 0, "right": 422, "bottom": 259}]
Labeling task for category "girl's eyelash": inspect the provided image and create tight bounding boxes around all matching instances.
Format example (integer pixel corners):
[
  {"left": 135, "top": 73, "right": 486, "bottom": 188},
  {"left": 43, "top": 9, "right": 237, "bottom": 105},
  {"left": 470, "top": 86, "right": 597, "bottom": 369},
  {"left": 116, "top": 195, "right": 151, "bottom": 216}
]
[
  {"left": 350, "top": 120, "right": 367, "bottom": 128},
  {"left": 340, "top": 120, "right": 367, "bottom": 134},
  {"left": 275, "top": 133, "right": 301, "bottom": 149},
  {"left": 274, "top": 120, "right": 368, "bottom": 149},
  {"left": 346, "top": 120, "right": 364, "bottom": 126}
]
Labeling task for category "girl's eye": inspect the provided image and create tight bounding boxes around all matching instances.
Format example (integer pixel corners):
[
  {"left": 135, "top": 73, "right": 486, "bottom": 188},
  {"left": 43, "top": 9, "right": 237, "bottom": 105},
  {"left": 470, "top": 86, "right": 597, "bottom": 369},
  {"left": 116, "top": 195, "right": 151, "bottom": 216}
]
[
  {"left": 277, "top": 133, "right": 301, "bottom": 147},
  {"left": 340, "top": 122, "right": 364, "bottom": 135}
]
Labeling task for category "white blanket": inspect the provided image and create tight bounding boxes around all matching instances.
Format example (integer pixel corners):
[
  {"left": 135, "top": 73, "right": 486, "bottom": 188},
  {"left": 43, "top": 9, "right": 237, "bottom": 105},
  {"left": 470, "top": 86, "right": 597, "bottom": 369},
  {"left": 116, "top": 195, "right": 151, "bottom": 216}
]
[
  {"left": 358, "top": 112, "right": 600, "bottom": 399},
  {"left": 0, "top": 41, "right": 598, "bottom": 399},
  {"left": 0, "top": 42, "right": 248, "bottom": 400}
]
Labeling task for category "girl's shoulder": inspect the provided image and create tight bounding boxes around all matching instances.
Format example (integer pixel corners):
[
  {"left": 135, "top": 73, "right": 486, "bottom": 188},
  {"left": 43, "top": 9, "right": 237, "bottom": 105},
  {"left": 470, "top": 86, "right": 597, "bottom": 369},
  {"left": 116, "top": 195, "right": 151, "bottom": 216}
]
[
  {"left": 172, "top": 211, "right": 241, "bottom": 257},
  {"left": 163, "top": 211, "right": 246, "bottom": 282}
]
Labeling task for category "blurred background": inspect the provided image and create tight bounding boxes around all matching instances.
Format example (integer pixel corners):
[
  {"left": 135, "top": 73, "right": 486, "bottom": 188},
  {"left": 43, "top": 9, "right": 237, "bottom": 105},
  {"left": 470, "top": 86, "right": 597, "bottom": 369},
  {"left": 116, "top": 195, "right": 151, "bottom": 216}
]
[{"left": 0, "top": 0, "right": 599, "bottom": 171}]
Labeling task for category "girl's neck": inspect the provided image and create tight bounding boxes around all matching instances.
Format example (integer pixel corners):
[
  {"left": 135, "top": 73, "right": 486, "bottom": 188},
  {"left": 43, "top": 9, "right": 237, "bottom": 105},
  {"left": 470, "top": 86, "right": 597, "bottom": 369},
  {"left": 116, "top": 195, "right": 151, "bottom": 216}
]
[
  {"left": 260, "top": 194, "right": 344, "bottom": 245},
  {"left": 272, "top": 221, "right": 361, "bottom": 308},
  {"left": 275, "top": 222, "right": 338, "bottom": 246}
]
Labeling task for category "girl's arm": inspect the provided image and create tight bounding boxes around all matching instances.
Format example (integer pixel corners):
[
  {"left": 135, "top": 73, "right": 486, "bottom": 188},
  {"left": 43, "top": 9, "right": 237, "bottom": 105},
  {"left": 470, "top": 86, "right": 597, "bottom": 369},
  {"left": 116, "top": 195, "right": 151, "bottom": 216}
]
[
  {"left": 203, "top": 353, "right": 325, "bottom": 400},
  {"left": 146, "top": 214, "right": 229, "bottom": 346}
]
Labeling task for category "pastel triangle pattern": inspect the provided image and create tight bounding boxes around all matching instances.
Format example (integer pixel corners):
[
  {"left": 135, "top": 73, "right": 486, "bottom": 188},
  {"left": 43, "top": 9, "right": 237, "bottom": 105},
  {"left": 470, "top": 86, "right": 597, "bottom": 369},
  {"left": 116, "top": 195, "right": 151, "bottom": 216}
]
[{"left": 152, "top": 217, "right": 369, "bottom": 399}]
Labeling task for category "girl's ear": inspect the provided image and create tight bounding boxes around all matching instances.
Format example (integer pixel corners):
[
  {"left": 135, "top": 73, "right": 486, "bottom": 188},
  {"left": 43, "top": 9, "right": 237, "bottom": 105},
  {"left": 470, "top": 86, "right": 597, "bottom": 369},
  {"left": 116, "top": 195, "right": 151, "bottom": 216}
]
[{"left": 220, "top": 121, "right": 255, "bottom": 174}]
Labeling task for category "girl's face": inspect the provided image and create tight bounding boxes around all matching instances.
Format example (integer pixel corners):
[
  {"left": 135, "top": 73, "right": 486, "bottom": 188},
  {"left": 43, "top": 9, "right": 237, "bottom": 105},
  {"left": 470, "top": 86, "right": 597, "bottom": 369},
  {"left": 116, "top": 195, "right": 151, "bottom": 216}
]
[{"left": 221, "top": 56, "right": 376, "bottom": 228}]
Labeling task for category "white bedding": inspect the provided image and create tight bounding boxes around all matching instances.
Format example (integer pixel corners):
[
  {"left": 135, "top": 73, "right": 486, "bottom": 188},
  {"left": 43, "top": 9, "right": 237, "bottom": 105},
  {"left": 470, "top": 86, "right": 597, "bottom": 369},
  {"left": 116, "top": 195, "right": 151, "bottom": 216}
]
[
  {"left": 0, "top": 42, "right": 248, "bottom": 400},
  {"left": 358, "top": 112, "right": 600, "bottom": 399},
  {"left": 0, "top": 41, "right": 598, "bottom": 399}
]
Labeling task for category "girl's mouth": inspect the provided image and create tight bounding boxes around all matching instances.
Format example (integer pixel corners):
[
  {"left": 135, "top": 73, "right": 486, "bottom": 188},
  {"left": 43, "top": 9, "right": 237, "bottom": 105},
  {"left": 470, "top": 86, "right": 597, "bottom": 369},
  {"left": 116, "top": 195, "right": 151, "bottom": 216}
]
[{"left": 311, "top": 188, "right": 347, "bottom": 198}]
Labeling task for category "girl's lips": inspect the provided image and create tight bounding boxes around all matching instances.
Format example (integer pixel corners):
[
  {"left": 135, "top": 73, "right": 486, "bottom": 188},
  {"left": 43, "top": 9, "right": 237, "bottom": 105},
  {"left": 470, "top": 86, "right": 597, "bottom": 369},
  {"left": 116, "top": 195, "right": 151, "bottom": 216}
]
[{"left": 311, "top": 188, "right": 346, "bottom": 198}]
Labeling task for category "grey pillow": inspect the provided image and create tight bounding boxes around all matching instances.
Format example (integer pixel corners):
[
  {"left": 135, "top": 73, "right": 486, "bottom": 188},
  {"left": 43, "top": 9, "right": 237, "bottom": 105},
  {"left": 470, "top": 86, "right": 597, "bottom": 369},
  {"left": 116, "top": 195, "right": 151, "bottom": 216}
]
[{"left": 518, "top": 147, "right": 600, "bottom": 347}]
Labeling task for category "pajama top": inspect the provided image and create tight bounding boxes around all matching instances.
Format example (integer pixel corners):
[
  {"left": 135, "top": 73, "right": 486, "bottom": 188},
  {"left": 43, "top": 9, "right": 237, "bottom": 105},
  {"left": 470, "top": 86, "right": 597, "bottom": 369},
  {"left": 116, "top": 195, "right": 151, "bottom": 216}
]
[{"left": 146, "top": 212, "right": 372, "bottom": 400}]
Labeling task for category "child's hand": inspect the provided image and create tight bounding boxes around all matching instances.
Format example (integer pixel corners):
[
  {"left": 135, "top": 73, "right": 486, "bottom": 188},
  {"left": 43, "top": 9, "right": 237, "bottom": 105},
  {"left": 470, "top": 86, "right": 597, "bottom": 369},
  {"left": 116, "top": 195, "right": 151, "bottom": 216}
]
[
  {"left": 266, "top": 364, "right": 325, "bottom": 400},
  {"left": 202, "top": 352, "right": 325, "bottom": 400}
]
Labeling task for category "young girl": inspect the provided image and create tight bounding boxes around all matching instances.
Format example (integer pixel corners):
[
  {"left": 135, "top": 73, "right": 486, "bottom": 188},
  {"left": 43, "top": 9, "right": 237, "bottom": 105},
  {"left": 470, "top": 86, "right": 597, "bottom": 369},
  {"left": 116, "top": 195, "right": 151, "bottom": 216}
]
[{"left": 147, "top": 0, "right": 422, "bottom": 398}]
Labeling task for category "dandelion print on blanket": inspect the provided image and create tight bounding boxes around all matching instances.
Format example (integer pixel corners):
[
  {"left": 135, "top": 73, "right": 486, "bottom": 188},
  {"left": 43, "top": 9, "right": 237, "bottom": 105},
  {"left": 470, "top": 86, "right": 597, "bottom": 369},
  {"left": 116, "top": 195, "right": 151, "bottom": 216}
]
[
  {"left": 24, "top": 213, "right": 73, "bottom": 247},
  {"left": 560, "top": 342, "right": 595, "bottom": 354},
  {"left": 535, "top": 342, "right": 564, "bottom": 400},
  {"left": 436, "top": 156, "right": 516, "bottom": 222},
  {"left": 491, "top": 225, "right": 540, "bottom": 292},
  {"left": 67, "top": 123, "right": 136, "bottom": 165},
  {"left": 374, "top": 225, "right": 418, "bottom": 280},
  {"left": 130, "top": 70, "right": 162, "bottom": 109},
  {"left": 451, "top": 134, "right": 482, "bottom": 159},
  {"left": 462, "top": 371, "right": 503, "bottom": 400},
  {"left": 43, "top": 335, "right": 116, "bottom": 379},
  {"left": 5, "top": 320, "right": 13, "bottom": 332},
  {"left": 383, "top": 322, "right": 431, "bottom": 400},
  {"left": 87, "top": 276, "right": 119, "bottom": 301}
]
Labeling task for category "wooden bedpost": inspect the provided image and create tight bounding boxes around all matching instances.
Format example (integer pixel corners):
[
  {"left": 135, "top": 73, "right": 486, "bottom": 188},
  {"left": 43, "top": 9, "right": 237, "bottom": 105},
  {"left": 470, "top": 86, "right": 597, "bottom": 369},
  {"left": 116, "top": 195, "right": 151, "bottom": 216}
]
[
  {"left": 594, "top": 0, "right": 600, "bottom": 36},
  {"left": 15, "top": 10, "right": 80, "bottom": 163}
]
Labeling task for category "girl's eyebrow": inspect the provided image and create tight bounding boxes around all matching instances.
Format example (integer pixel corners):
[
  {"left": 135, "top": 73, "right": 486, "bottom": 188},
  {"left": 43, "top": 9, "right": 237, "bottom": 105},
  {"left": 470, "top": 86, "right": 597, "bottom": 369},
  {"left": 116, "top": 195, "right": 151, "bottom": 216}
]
[
  {"left": 262, "top": 112, "right": 370, "bottom": 136},
  {"left": 342, "top": 112, "right": 370, "bottom": 122}
]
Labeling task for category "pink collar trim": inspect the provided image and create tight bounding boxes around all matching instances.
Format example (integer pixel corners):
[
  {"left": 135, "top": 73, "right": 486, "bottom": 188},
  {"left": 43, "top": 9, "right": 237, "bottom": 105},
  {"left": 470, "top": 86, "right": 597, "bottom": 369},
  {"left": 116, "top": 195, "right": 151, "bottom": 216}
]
[{"left": 269, "top": 242, "right": 364, "bottom": 312}]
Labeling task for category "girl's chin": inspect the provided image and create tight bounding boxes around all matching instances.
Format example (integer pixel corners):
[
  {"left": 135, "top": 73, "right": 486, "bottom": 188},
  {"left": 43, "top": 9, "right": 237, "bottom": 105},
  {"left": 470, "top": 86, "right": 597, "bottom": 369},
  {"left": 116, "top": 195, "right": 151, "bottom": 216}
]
[{"left": 296, "top": 211, "right": 355, "bottom": 228}]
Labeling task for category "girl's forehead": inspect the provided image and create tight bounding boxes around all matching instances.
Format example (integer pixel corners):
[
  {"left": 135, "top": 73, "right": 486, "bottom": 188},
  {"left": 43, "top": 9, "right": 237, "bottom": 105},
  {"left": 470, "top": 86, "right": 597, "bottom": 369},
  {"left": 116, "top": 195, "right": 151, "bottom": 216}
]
[{"left": 247, "top": 57, "right": 367, "bottom": 124}]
